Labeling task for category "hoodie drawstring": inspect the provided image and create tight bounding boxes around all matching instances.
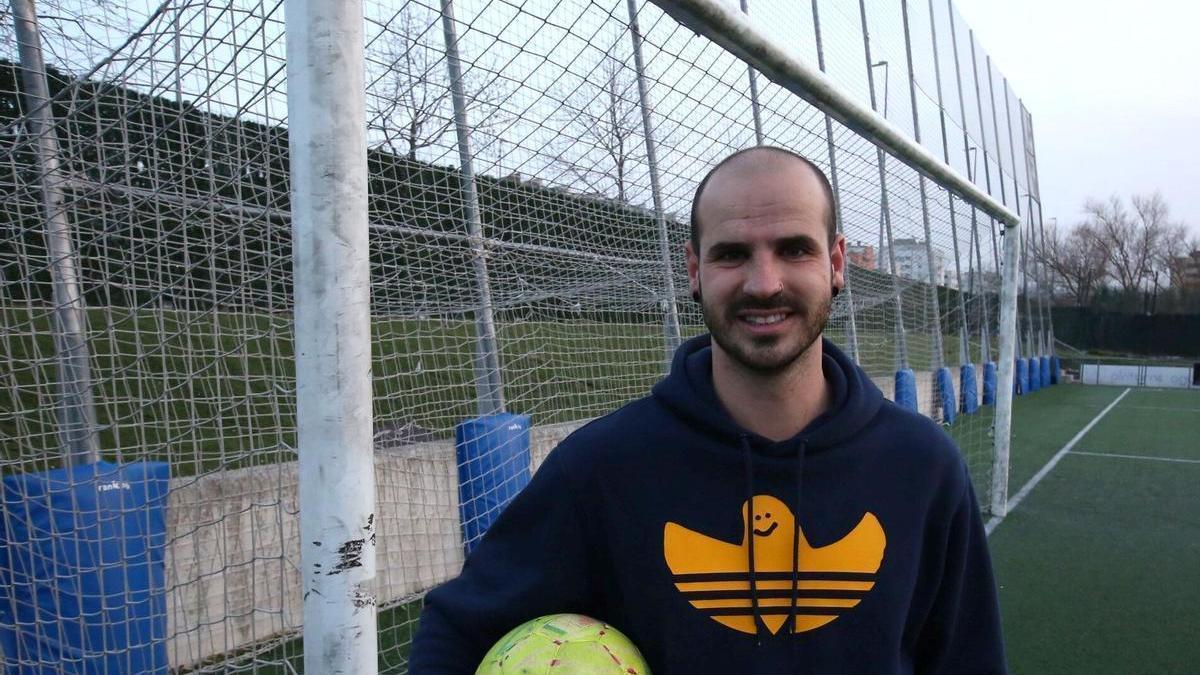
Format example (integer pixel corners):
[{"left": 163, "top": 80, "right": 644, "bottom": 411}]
[
  {"left": 741, "top": 434, "right": 763, "bottom": 646},
  {"left": 788, "top": 440, "right": 807, "bottom": 644}
]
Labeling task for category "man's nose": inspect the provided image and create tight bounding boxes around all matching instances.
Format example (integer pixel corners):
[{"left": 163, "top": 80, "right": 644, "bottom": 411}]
[{"left": 742, "top": 257, "right": 784, "bottom": 298}]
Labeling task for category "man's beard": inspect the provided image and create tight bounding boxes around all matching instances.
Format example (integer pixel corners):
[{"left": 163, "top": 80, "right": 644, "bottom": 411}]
[{"left": 700, "top": 287, "right": 832, "bottom": 375}]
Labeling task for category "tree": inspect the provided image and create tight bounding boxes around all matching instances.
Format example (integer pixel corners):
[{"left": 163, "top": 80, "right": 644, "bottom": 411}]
[
  {"left": 368, "top": 6, "right": 509, "bottom": 161},
  {"left": 554, "top": 42, "right": 650, "bottom": 203},
  {"left": 1039, "top": 221, "right": 1107, "bottom": 306},
  {"left": 1084, "top": 192, "right": 1188, "bottom": 294}
]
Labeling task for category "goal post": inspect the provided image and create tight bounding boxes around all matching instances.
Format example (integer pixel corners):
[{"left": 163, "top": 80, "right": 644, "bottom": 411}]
[{"left": 285, "top": 0, "right": 379, "bottom": 672}]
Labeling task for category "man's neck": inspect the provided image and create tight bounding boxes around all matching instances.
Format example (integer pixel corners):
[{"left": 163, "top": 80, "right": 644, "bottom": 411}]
[{"left": 711, "top": 340, "right": 832, "bottom": 443}]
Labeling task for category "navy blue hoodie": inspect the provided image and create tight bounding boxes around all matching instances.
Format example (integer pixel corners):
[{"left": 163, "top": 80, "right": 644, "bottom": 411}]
[{"left": 411, "top": 336, "right": 1006, "bottom": 674}]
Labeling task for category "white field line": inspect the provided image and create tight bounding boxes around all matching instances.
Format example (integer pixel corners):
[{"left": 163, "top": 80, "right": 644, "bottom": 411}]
[
  {"left": 986, "top": 387, "right": 1131, "bottom": 536},
  {"left": 1070, "top": 451, "right": 1200, "bottom": 465}
]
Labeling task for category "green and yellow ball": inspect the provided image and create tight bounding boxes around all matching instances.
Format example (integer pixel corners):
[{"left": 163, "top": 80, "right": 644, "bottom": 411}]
[{"left": 476, "top": 613, "right": 651, "bottom": 674}]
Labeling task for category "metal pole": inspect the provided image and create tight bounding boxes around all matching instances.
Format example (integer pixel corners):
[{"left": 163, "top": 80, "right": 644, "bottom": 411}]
[
  {"left": 285, "top": 1, "right": 378, "bottom": 672},
  {"left": 967, "top": 32, "right": 1001, "bottom": 274},
  {"left": 1020, "top": 105, "right": 1052, "bottom": 356},
  {"left": 1002, "top": 79, "right": 1033, "bottom": 357},
  {"left": 858, "top": 0, "right": 909, "bottom": 371},
  {"left": 441, "top": 0, "right": 505, "bottom": 414},
  {"left": 991, "top": 219, "right": 1021, "bottom": 517},
  {"left": 1029, "top": 195, "right": 1048, "bottom": 354},
  {"left": 969, "top": 31, "right": 1003, "bottom": 360},
  {"left": 900, "top": 0, "right": 945, "bottom": 372},
  {"left": 946, "top": 0, "right": 990, "bottom": 364},
  {"left": 811, "top": 0, "right": 859, "bottom": 363},
  {"left": 739, "top": 0, "right": 764, "bottom": 145},
  {"left": 1024, "top": 105, "right": 1056, "bottom": 354},
  {"left": 11, "top": 0, "right": 98, "bottom": 466},
  {"left": 926, "top": 0, "right": 970, "bottom": 366},
  {"left": 626, "top": 0, "right": 682, "bottom": 363}
]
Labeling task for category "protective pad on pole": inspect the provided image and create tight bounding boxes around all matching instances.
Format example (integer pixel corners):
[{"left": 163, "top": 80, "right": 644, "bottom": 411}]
[
  {"left": 894, "top": 369, "right": 918, "bottom": 412},
  {"left": 455, "top": 413, "right": 532, "bottom": 555},
  {"left": 937, "top": 367, "right": 956, "bottom": 425},
  {"left": 983, "top": 362, "right": 998, "bottom": 406},
  {"left": 1042, "top": 356, "right": 1051, "bottom": 386},
  {"left": 960, "top": 364, "right": 979, "bottom": 415},
  {"left": 0, "top": 461, "right": 170, "bottom": 674},
  {"left": 1016, "top": 358, "right": 1029, "bottom": 395},
  {"left": 1029, "top": 356, "right": 1041, "bottom": 392}
]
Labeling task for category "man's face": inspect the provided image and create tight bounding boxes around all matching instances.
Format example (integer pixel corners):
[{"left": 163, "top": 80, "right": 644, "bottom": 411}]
[{"left": 686, "top": 158, "right": 845, "bottom": 375}]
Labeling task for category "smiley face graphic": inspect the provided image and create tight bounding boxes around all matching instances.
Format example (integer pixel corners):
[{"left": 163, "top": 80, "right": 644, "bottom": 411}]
[
  {"left": 664, "top": 494, "right": 887, "bottom": 635},
  {"left": 752, "top": 505, "right": 778, "bottom": 537}
]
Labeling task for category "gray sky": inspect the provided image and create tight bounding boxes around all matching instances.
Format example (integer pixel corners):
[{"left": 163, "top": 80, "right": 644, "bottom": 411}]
[{"left": 953, "top": 0, "right": 1200, "bottom": 241}]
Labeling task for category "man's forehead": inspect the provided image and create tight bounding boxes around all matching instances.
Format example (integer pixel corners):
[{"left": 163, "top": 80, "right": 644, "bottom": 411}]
[{"left": 698, "top": 155, "right": 824, "bottom": 214}]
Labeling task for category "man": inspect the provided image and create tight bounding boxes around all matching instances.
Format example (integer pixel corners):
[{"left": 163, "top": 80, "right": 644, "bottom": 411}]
[{"left": 411, "top": 147, "right": 1006, "bottom": 673}]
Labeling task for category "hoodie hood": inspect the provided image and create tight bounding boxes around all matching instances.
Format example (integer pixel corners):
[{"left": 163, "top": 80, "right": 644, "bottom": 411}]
[{"left": 652, "top": 334, "right": 884, "bottom": 455}]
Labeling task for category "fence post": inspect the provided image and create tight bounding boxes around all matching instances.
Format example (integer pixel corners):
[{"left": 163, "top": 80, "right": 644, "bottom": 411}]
[
  {"left": 925, "top": 0, "right": 970, "bottom": 366},
  {"left": 626, "top": 0, "right": 682, "bottom": 364},
  {"left": 857, "top": 0, "right": 909, "bottom": 371},
  {"left": 811, "top": 0, "right": 859, "bottom": 362},
  {"left": 739, "top": 0, "right": 765, "bottom": 145},
  {"left": 900, "top": 0, "right": 945, "bottom": 372},
  {"left": 441, "top": 0, "right": 506, "bottom": 414},
  {"left": 11, "top": 0, "right": 98, "bottom": 466},
  {"left": 286, "top": 0, "right": 378, "bottom": 672}
]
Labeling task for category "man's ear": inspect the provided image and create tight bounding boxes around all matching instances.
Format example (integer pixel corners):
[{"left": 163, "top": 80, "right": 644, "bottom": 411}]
[
  {"left": 830, "top": 233, "right": 847, "bottom": 295},
  {"left": 685, "top": 240, "right": 700, "bottom": 300}
]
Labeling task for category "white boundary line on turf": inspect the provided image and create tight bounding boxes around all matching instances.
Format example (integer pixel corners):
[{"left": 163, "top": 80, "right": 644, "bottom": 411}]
[
  {"left": 1071, "top": 451, "right": 1200, "bottom": 465},
  {"left": 985, "top": 387, "right": 1131, "bottom": 536}
]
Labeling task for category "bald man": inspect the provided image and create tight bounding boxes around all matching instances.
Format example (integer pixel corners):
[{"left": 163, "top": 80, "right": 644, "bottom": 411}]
[{"left": 411, "top": 147, "right": 1006, "bottom": 674}]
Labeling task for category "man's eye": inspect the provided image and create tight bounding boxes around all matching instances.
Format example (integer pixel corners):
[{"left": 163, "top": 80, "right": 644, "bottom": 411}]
[
  {"left": 713, "top": 249, "right": 746, "bottom": 261},
  {"left": 781, "top": 244, "right": 808, "bottom": 258}
]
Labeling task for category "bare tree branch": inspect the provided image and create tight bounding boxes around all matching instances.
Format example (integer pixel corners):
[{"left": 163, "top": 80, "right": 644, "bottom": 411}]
[
  {"left": 367, "top": 6, "right": 511, "bottom": 161},
  {"left": 1039, "top": 220, "right": 1107, "bottom": 306}
]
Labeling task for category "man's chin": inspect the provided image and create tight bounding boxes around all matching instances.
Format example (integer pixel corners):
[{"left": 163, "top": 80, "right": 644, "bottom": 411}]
[{"left": 714, "top": 336, "right": 810, "bottom": 375}]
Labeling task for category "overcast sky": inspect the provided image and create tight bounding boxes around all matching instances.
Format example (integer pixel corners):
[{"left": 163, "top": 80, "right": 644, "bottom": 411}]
[{"left": 953, "top": 0, "right": 1200, "bottom": 241}]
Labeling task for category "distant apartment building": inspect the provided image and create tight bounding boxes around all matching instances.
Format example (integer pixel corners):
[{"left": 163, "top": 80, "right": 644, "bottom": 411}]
[
  {"left": 846, "top": 241, "right": 877, "bottom": 270},
  {"left": 1171, "top": 250, "right": 1200, "bottom": 289},
  {"left": 879, "top": 238, "right": 951, "bottom": 287}
]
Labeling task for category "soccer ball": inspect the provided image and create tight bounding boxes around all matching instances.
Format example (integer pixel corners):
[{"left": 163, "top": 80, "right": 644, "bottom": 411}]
[{"left": 475, "top": 613, "right": 651, "bottom": 674}]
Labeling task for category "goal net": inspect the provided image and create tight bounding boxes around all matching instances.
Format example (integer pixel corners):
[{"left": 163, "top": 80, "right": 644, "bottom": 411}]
[{"left": 0, "top": 0, "right": 1049, "bottom": 671}]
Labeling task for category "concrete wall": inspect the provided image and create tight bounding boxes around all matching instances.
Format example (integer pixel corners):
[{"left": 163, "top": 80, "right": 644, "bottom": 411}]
[{"left": 164, "top": 421, "right": 583, "bottom": 669}]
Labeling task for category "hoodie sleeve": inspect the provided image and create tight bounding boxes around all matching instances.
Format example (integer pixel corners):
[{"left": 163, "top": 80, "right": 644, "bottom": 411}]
[
  {"left": 409, "top": 448, "right": 595, "bottom": 674},
  {"left": 914, "top": 472, "right": 1008, "bottom": 675}
]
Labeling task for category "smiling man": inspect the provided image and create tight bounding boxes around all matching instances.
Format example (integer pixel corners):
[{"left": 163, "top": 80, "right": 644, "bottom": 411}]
[{"left": 411, "top": 147, "right": 1007, "bottom": 674}]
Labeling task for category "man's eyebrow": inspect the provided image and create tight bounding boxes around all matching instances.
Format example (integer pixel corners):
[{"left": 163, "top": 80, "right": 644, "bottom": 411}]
[
  {"left": 704, "top": 241, "right": 749, "bottom": 258},
  {"left": 776, "top": 235, "right": 819, "bottom": 251}
]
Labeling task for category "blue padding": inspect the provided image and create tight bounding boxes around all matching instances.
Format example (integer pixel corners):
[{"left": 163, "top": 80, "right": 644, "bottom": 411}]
[
  {"left": 1029, "top": 356, "right": 1041, "bottom": 391},
  {"left": 1051, "top": 356, "right": 1060, "bottom": 384},
  {"left": 960, "top": 364, "right": 979, "bottom": 414},
  {"left": 1016, "top": 358, "right": 1029, "bottom": 395},
  {"left": 937, "top": 367, "right": 956, "bottom": 425},
  {"left": 1042, "top": 356, "right": 1052, "bottom": 386},
  {"left": 456, "top": 413, "right": 531, "bottom": 555},
  {"left": 894, "top": 369, "right": 918, "bottom": 412},
  {"left": 1, "top": 461, "right": 170, "bottom": 674},
  {"left": 983, "top": 362, "right": 997, "bottom": 405}
]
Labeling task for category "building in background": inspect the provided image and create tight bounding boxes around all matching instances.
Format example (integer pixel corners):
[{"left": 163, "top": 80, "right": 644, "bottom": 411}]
[
  {"left": 1170, "top": 250, "right": 1200, "bottom": 289},
  {"left": 846, "top": 241, "right": 877, "bottom": 270},
  {"left": 879, "top": 238, "right": 948, "bottom": 287}
]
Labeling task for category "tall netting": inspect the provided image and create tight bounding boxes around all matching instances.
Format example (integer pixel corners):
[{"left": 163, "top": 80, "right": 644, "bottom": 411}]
[{"left": 0, "top": 0, "right": 1046, "bottom": 671}]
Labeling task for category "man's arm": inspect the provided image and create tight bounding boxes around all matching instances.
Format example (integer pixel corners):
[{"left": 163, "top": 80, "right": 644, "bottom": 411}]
[
  {"left": 409, "top": 449, "right": 595, "bottom": 674},
  {"left": 914, "top": 470, "right": 1007, "bottom": 674}
]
